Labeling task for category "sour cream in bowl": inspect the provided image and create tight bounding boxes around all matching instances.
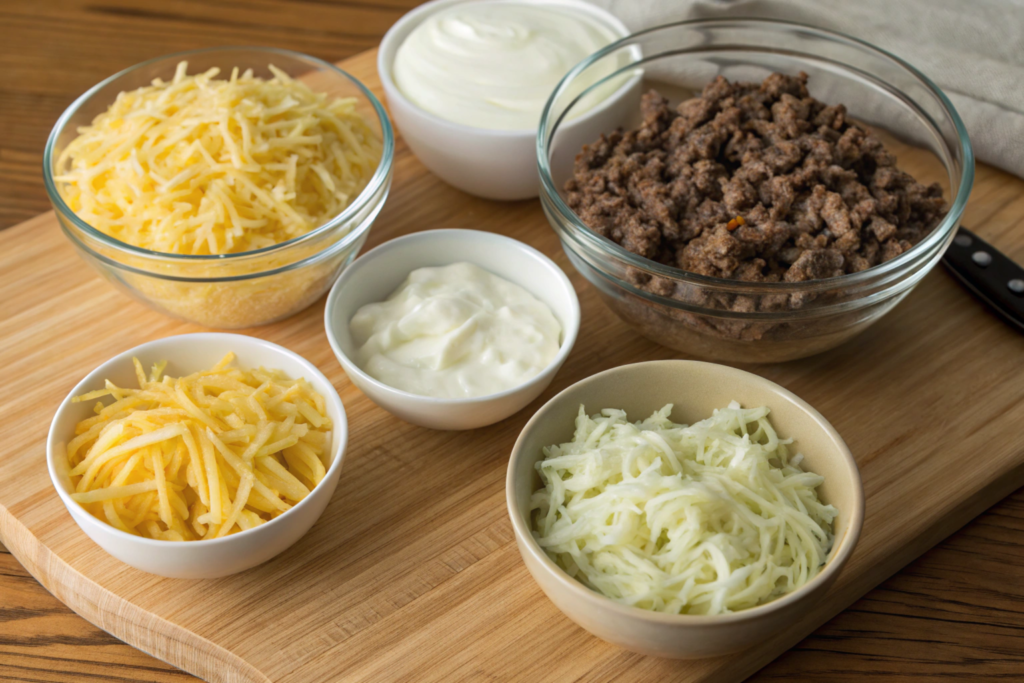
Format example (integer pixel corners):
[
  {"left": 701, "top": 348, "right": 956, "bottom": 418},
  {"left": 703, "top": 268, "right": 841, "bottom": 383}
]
[
  {"left": 350, "top": 262, "right": 563, "bottom": 399},
  {"left": 393, "top": 3, "right": 623, "bottom": 131},
  {"left": 377, "top": 0, "right": 642, "bottom": 200},
  {"left": 324, "top": 229, "right": 580, "bottom": 430}
]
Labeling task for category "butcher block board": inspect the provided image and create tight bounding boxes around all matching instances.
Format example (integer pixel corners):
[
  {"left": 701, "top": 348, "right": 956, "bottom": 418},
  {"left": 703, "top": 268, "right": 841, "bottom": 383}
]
[{"left": 2, "top": 47, "right": 1024, "bottom": 683}]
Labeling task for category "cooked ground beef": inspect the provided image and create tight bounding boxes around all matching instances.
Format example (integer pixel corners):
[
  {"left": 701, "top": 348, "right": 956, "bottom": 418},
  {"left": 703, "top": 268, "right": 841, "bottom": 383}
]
[{"left": 565, "top": 72, "right": 946, "bottom": 292}]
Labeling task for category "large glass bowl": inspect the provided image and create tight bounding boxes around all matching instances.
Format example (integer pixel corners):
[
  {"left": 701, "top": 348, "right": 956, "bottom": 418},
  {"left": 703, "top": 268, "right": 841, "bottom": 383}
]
[
  {"left": 44, "top": 47, "right": 394, "bottom": 329},
  {"left": 538, "top": 20, "right": 973, "bottom": 363}
]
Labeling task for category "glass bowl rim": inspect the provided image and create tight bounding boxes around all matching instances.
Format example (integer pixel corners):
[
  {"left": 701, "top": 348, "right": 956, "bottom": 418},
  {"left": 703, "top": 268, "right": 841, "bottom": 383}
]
[
  {"left": 566, "top": 231, "right": 943, "bottom": 321},
  {"left": 537, "top": 17, "right": 975, "bottom": 295},
  {"left": 56, "top": 204, "right": 381, "bottom": 284},
  {"left": 43, "top": 45, "right": 395, "bottom": 263}
]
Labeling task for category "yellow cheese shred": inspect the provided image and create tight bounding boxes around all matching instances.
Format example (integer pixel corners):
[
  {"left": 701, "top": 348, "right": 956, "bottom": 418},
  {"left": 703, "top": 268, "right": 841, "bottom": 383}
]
[
  {"left": 67, "top": 353, "right": 333, "bottom": 541},
  {"left": 56, "top": 61, "right": 382, "bottom": 255}
]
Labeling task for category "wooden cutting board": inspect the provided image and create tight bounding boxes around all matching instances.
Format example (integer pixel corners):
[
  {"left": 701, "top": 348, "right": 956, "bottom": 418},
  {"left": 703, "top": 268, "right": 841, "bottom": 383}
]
[{"left": 1, "top": 48, "right": 1023, "bottom": 683}]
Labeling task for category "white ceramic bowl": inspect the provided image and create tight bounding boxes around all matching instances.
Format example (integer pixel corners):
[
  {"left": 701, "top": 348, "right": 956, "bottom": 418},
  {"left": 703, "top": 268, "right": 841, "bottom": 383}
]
[
  {"left": 46, "top": 333, "right": 348, "bottom": 579},
  {"left": 324, "top": 229, "right": 580, "bottom": 430},
  {"left": 507, "top": 360, "right": 864, "bottom": 658},
  {"left": 377, "top": 0, "right": 641, "bottom": 200}
]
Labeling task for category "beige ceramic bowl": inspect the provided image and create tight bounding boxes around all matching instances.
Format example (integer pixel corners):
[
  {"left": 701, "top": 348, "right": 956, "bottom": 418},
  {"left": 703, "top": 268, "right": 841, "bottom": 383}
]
[{"left": 505, "top": 360, "right": 863, "bottom": 659}]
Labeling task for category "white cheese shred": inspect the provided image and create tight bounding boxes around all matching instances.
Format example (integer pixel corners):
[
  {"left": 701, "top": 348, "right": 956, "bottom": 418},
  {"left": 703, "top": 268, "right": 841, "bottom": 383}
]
[{"left": 530, "top": 402, "right": 837, "bottom": 615}]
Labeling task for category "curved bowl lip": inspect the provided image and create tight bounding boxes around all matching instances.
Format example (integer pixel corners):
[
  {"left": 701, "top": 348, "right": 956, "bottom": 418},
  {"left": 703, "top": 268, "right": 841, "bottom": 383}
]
[
  {"left": 324, "top": 228, "right": 581, "bottom": 407},
  {"left": 376, "top": 0, "right": 639, "bottom": 137},
  {"left": 43, "top": 46, "right": 395, "bottom": 263},
  {"left": 566, "top": 231, "right": 937, "bottom": 322},
  {"left": 46, "top": 332, "right": 349, "bottom": 549},
  {"left": 55, "top": 183, "right": 388, "bottom": 284},
  {"left": 505, "top": 359, "right": 865, "bottom": 625},
  {"left": 537, "top": 17, "right": 975, "bottom": 295}
]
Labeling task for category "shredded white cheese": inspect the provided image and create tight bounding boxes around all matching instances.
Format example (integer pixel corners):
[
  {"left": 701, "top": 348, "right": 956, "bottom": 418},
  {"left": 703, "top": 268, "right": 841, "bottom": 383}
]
[
  {"left": 56, "top": 61, "right": 382, "bottom": 255},
  {"left": 530, "top": 403, "right": 837, "bottom": 615}
]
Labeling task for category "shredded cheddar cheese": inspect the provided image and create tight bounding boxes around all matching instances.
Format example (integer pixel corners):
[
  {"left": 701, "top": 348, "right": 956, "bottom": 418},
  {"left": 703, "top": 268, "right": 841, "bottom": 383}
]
[
  {"left": 55, "top": 61, "right": 382, "bottom": 255},
  {"left": 67, "top": 353, "right": 333, "bottom": 541}
]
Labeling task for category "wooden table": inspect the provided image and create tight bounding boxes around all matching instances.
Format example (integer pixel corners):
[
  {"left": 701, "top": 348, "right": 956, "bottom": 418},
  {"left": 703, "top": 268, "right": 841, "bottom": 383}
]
[{"left": 2, "top": 1, "right": 1023, "bottom": 680}]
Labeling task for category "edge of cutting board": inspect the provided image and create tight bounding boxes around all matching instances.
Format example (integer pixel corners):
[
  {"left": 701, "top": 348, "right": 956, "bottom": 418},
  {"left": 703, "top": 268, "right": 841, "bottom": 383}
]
[{"left": 0, "top": 496, "right": 268, "bottom": 683}]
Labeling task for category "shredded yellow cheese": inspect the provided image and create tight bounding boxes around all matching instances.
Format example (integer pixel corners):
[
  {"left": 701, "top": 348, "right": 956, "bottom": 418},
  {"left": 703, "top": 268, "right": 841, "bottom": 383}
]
[
  {"left": 67, "top": 353, "right": 333, "bottom": 541},
  {"left": 56, "top": 61, "right": 382, "bottom": 255}
]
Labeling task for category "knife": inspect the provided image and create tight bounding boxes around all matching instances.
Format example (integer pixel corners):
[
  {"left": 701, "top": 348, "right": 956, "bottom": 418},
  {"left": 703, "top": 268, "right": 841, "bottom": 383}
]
[{"left": 941, "top": 226, "right": 1024, "bottom": 332}]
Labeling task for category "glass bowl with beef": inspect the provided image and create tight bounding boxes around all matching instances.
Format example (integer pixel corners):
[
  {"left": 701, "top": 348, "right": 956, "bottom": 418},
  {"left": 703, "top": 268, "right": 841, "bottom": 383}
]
[{"left": 538, "top": 19, "right": 973, "bottom": 363}]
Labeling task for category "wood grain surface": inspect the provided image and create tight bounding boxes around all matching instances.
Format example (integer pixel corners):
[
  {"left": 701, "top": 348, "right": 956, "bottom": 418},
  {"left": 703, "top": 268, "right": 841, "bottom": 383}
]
[{"left": 1, "top": 1, "right": 1024, "bottom": 681}]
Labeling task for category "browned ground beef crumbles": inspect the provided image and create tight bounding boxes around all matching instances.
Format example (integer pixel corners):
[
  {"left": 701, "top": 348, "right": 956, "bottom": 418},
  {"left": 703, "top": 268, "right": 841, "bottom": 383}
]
[{"left": 565, "top": 72, "right": 947, "bottom": 290}]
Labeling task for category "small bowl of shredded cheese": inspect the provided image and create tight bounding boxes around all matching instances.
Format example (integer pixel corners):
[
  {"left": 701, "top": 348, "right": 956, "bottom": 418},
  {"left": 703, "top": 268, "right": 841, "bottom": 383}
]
[
  {"left": 46, "top": 333, "right": 348, "bottom": 578},
  {"left": 506, "top": 360, "right": 863, "bottom": 659},
  {"left": 44, "top": 47, "right": 393, "bottom": 328}
]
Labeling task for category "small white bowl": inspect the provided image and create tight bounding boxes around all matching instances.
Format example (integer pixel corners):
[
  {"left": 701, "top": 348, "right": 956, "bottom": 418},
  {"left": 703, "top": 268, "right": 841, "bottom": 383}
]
[
  {"left": 46, "top": 333, "right": 348, "bottom": 579},
  {"left": 377, "top": 0, "right": 641, "bottom": 200},
  {"left": 324, "top": 229, "right": 580, "bottom": 430}
]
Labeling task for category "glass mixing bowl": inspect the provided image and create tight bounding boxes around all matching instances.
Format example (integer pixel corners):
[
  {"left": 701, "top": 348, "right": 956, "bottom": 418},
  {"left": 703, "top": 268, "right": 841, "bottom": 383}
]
[
  {"left": 44, "top": 47, "right": 394, "bottom": 329},
  {"left": 538, "top": 19, "right": 973, "bottom": 363}
]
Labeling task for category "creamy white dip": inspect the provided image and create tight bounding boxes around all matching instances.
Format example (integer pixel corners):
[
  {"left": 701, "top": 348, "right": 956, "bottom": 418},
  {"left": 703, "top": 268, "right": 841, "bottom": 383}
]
[
  {"left": 392, "top": 1, "right": 623, "bottom": 130},
  {"left": 350, "top": 262, "right": 562, "bottom": 398}
]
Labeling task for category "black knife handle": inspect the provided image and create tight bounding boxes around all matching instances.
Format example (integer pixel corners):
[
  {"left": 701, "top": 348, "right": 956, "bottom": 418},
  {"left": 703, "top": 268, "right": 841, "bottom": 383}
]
[{"left": 941, "top": 226, "right": 1024, "bottom": 333}]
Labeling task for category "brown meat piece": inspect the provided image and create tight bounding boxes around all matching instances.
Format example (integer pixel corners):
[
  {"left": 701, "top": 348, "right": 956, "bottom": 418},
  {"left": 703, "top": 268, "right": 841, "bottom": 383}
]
[
  {"left": 784, "top": 249, "right": 846, "bottom": 282},
  {"left": 564, "top": 71, "right": 947, "bottom": 325}
]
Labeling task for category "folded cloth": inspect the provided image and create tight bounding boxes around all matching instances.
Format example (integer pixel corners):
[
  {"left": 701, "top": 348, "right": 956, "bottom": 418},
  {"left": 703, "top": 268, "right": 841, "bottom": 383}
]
[{"left": 587, "top": 0, "right": 1024, "bottom": 178}]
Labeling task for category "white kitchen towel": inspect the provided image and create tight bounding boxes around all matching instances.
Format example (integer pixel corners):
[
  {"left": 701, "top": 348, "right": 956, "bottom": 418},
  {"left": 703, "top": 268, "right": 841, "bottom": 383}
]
[{"left": 587, "top": 0, "right": 1024, "bottom": 179}]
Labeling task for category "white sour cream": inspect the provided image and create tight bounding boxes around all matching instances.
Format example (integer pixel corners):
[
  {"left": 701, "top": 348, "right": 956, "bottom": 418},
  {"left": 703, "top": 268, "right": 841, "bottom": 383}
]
[
  {"left": 393, "top": 2, "right": 624, "bottom": 130},
  {"left": 350, "top": 262, "right": 562, "bottom": 399}
]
